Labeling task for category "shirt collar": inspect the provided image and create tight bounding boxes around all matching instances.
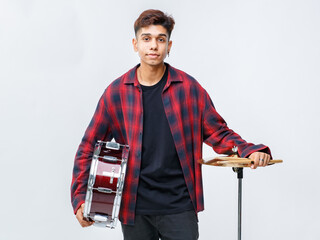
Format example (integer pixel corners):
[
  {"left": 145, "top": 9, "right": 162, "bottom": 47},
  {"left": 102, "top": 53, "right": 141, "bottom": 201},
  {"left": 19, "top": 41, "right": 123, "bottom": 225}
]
[{"left": 123, "top": 63, "right": 183, "bottom": 86}]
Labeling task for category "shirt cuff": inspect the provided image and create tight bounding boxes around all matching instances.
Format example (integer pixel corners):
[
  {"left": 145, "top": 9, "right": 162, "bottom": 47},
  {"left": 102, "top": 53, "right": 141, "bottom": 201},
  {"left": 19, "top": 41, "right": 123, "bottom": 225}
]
[
  {"left": 72, "top": 193, "right": 86, "bottom": 215},
  {"left": 239, "top": 144, "right": 272, "bottom": 159}
]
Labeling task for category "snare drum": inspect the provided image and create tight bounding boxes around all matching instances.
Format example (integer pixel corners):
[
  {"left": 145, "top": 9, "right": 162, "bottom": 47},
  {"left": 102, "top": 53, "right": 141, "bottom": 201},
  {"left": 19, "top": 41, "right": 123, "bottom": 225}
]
[{"left": 83, "top": 140, "right": 129, "bottom": 228}]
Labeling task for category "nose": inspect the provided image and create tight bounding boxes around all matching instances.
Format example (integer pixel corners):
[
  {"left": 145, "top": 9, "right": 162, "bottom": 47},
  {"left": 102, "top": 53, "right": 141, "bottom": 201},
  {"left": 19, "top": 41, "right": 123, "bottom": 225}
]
[{"left": 150, "top": 38, "right": 158, "bottom": 50}]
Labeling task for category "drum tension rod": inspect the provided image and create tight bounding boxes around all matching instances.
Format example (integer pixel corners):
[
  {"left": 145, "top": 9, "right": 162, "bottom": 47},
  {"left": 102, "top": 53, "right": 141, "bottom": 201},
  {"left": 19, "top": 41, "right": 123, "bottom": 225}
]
[{"left": 110, "top": 167, "right": 115, "bottom": 184}]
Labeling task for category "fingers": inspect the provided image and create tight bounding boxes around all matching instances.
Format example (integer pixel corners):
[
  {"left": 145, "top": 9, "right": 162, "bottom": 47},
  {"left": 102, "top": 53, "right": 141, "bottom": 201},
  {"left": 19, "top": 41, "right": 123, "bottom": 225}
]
[
  {"left": 250, "top": 152, "right": 259, "bottom": 169},
  {"left": 249, "top": 152, "right": 271, "bottom": 169},
  {"left": 78, "top": 217, "right": 94, "bottom": 228},
  {"left": 76, "top": 203, "right": 94, "bottom": 228},
  {"left": 260, "top": 153, "right": 270, "bottom": 167},
  {"left": 259, "top": 154, "right": 265, "bottom": 167},
  {"left": 263, "top": 154, "right": 270, "bottom": 167}
]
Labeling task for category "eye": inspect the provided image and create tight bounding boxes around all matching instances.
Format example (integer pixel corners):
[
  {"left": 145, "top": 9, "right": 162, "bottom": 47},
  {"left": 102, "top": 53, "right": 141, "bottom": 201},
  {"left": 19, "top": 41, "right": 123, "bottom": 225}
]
[
  {"left": 143, "top": 37, "right": 150, "bottom": 41},
  {"left": 158, "top": 38, "right": 166, "bottom": 42}
]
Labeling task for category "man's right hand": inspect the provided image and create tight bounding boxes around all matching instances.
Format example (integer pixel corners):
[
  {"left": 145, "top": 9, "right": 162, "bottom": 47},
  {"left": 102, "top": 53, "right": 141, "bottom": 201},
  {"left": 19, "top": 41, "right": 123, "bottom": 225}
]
[{"left": 76, "top": 203, "right": 94, "bottom": 227}]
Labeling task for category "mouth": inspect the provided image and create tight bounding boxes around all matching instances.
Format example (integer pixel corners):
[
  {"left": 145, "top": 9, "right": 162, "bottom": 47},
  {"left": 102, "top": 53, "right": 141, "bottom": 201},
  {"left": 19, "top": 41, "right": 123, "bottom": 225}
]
[{"left": 147, "top": 53, "right": 160, "bottom": 58}]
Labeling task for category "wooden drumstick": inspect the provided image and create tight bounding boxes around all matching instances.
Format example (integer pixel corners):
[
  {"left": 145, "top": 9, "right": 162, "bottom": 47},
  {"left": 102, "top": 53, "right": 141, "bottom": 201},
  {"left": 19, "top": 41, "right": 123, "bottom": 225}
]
[{"left": 198, "top": 157, "right": 283, "bottom": 167}]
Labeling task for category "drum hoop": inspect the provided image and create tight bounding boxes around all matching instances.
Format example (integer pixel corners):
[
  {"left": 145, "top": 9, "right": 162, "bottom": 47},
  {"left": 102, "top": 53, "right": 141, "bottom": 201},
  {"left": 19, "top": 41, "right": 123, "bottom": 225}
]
[
  {"left": 83, "top": 156, "right": 99, "bottom": 219},
  {"left": 83, "top": 143, "right": 102, "bottom": 219},
  {"left": 109, "top": 144, "right": 129, "bottom": 227},
  {"left": 110, "top": 160, "right": 127, "bottom": 225}
]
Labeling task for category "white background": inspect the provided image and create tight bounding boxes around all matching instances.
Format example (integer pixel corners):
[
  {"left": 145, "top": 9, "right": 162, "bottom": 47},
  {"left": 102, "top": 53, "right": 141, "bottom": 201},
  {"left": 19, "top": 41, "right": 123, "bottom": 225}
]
[{"left": 1, "top": 0, "right": 319, "bottom": 239}]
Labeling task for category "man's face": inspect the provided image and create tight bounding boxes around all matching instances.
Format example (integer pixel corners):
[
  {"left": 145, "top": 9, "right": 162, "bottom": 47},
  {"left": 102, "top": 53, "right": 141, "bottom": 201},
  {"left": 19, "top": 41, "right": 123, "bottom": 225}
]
[{"left": 132, "top": 25, "right": 172, "bottom": 67}]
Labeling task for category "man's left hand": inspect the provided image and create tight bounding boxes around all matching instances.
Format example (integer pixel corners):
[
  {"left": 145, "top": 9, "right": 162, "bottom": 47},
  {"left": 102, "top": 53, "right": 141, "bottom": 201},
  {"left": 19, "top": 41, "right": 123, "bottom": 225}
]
[{"left": 248, "top": 152, "right": 271, "bottom": 169}]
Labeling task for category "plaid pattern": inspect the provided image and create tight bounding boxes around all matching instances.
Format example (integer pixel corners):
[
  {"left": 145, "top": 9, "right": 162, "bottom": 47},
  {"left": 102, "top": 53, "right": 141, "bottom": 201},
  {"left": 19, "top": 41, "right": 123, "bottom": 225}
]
[{"left": 71, "top": 63, "right": 270, "bottom": 225}]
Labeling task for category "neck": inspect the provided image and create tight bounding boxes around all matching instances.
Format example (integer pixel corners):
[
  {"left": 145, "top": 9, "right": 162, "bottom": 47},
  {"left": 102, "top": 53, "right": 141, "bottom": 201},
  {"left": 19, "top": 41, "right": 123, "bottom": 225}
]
[{"left": 138, "top": 62, "right": 166, "bottom": 86}]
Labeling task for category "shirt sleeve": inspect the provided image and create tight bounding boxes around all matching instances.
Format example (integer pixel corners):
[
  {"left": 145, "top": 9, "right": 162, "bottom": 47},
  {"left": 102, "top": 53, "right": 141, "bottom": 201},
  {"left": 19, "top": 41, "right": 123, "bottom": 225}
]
[
  {"left": 202, "top": 90, "right": 271, "bottom": 157},
  {"left": 70, "top": 90, "right": 113, "bottom": 214}
]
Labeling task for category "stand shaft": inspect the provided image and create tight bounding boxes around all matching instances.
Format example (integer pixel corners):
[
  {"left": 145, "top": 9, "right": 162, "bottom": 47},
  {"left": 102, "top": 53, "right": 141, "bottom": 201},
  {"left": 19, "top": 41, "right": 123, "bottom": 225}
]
[
  {"left": 233, "top": 167, "right": 243, "bottom": 240},
  {"left": 238, "top": 177, "right": 242, "bottom": 240}
]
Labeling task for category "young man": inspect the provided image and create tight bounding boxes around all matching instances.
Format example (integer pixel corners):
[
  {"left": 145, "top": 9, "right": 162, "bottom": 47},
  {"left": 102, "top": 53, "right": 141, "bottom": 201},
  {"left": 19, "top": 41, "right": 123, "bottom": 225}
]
[{"left": 71, "top": 9, "right": 271, "bottom": 240}]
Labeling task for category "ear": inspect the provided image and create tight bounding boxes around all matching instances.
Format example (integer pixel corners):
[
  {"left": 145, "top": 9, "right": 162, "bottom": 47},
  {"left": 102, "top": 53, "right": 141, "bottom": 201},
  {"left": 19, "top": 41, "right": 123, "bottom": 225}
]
[
  {"left": 167, "top": 40, "right": 173, "bottom": 53},
  {"left": 132, "top": 38, "right": 138, "bottom": 52}
]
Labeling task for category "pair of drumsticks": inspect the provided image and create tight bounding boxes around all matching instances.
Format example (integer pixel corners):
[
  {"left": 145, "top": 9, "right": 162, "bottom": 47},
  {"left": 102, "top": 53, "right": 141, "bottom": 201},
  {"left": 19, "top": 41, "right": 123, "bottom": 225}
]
[{"left": 199, "top": 156, "right": 283, "bottom": 167}]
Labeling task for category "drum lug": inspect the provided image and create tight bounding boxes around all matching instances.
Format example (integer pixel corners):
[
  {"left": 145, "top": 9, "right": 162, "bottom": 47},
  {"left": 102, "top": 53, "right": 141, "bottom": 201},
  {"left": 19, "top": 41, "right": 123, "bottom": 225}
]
[
  {"left": 95, "top": 187, "right": 113, "bottom": 193},
  {"left": 106, "top": 141, "right": 120, "bottom": 150},
  {"left": 103, "top": 155, "right": 118, "bottom": 161}
]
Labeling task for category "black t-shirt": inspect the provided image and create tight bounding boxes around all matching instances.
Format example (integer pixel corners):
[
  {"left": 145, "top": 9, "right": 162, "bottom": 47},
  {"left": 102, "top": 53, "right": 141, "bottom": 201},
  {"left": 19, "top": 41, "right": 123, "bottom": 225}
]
[{"left": 135, "top": 65, "right": 194, "bottom": 215}]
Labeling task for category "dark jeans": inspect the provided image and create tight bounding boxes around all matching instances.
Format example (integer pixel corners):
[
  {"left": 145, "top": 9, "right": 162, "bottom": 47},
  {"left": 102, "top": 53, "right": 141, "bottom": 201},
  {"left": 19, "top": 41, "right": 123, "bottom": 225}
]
[{"left": 121, "top": 210, "right": 199, "bottom": 240}]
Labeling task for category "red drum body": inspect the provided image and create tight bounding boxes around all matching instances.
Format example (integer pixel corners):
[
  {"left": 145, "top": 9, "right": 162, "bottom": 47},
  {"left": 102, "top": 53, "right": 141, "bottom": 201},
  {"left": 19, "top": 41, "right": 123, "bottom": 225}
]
[{"left": 83, "top": 141, "right": 129, "bottom": 228}]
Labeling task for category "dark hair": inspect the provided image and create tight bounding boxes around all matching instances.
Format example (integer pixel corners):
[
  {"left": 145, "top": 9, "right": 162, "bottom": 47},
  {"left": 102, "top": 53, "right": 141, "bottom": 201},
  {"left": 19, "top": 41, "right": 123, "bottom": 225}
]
[{"left": 134, "top": 9, "right": 175, "bottom": 38}]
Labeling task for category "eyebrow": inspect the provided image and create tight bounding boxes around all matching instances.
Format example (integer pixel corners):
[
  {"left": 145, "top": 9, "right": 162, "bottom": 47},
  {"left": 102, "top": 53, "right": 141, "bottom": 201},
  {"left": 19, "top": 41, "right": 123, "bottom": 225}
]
[{"left": 140, "top": 33, "right": 168, "bottom": 38}]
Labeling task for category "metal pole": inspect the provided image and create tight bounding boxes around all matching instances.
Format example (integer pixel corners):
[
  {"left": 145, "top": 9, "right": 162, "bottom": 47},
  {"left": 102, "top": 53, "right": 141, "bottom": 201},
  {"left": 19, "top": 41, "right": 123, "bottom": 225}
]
[
  {"left": 233, "top": 167, "right": 243, "bottom": 240},
  {"left": 238, "top": 174, "right": 242, "bottom": 240}
]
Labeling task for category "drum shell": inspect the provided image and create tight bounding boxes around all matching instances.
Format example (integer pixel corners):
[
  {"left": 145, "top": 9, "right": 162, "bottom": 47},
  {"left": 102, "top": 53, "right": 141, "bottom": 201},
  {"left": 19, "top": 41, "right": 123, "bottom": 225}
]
[{"left": 90, "top": 160, "right": 121, "bottom": 216}]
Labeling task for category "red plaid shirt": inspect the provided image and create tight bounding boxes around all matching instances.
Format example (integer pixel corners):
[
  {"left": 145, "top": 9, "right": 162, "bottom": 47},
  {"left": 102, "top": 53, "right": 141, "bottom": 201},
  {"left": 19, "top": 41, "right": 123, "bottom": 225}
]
[{"left": 71, "top": 63, "right": 270, "bottom": 225}]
